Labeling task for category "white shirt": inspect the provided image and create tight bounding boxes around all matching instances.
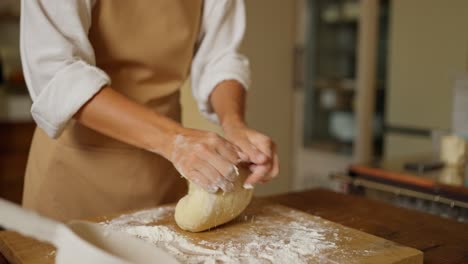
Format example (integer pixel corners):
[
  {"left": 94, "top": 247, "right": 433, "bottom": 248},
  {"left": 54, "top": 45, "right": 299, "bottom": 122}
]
[{"left": 20, "top": 0, "right": 251, "bottom": 138}]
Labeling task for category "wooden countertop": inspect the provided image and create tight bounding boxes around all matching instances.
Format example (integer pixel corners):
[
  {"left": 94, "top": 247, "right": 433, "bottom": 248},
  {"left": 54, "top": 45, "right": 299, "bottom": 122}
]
[
  {"left": 269, "top": 189, "right": 468, "bottom": 264},
  {"left": 1, "top": 189, "right": 468, "bottom": 264}
]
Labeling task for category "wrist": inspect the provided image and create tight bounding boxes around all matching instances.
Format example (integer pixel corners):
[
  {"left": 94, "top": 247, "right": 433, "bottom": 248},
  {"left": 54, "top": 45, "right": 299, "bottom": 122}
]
[
  {"left": 146, "top": 122, "right": 185, "bottom": 161},
  {"left": 221, "top": 114, "right": 246, "bottom": 132}
]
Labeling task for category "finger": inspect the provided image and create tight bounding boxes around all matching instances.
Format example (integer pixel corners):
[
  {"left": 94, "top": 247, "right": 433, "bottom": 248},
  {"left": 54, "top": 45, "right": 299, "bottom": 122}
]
[
  {"left": 251, "top": 135, "right": 274, "bottom": 162},
  {"left": 187, "top": 169, "right": 219, "bottom": 193},
  {"left": 229, "top": 142, "right": 248, "bottom": 162},
  {"left": 236, "top": 150, "right": 250, "bottom": 162},
  {"left": 193, "top": 161, "right": 234, "bottom": 192},
  {"left": 271, "top": 151, "right": 280, "bottom": 178},
  {"left": 218, "top": 177, "right": 235, "bottom": 192},
  {"left": 201, "top": 150, "right": 238, "bottom": 182},
  {"left": 261, "top": 147, "right": 280, "bottom": 183},
  {"left": 237, "top": 140, "right": 268, "bottom": 165},
  {"left": 244, "top": 172, "right": 265, "bottom": 188},
  {"left": 215, "top": 142, "right": 243, "bottom": 164},
  {"left": 192, "top": 160, "right": 220, "bottom": 188},
  {"left": 244, "top": 164, "right": 271, "bottom": 187},
  {"left": 251, "top": 140, "right": 277, "bottom": 183},
  {"left": 206, "top": 133, "right": 242, "bottom": 164}
]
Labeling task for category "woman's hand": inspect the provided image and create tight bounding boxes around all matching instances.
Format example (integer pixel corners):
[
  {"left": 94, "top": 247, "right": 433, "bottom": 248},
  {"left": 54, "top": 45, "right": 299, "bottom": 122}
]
[
  {"left": 167, "top": 128, "right": 247, "bottom": 193},
  {"left": 208, "top": 79, "right": 279, "bottom": 188},
  {"left": 223, "top": 120, "right": 279, "bottom": 188}
]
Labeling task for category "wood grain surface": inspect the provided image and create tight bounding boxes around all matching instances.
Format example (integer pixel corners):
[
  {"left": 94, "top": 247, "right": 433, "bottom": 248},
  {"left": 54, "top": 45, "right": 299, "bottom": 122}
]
[
  {"left": 269, "top": 189, "right": 468, "bottom": 264},
  {"left": 0, "top": 196, "right": 423, "bottom": 264}
]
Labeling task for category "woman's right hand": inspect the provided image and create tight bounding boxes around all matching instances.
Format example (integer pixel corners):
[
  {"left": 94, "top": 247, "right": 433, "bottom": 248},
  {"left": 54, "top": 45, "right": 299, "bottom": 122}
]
[{"left": 167, "top": 128, "right": 247, "bottom": 193}]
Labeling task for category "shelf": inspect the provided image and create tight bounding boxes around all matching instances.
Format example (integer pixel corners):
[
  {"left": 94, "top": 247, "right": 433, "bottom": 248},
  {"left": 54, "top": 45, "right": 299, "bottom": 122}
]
[
  {"left": 314, "top": 78, "right": 356, "bottom": 90},
  {"left": 307, "top": 139, "right": 354, "bottom": 155},
  {"left": 311, "top": 80, "right": 386, "bottom": 93},
  {"left": 322, "top": 19, "right": 358, "bottom": 26}
]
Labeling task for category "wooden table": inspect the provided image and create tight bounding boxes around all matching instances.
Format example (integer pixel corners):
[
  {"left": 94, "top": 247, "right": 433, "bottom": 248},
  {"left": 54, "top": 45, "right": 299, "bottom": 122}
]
[{"left": 1, "top": 189, "right": 467, "bottom": 264}]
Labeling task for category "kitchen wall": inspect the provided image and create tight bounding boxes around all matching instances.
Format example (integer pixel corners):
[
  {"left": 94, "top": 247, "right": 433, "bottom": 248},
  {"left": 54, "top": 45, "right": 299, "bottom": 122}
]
[
  {"left": 181, "top": 81, "right": 222, "bottom": 134},
  {"left": 182, "top": 0, "right": 296, "bottom": 196},
  {"left": 385, "top": 0, "right": 468, "bottom": 159}
]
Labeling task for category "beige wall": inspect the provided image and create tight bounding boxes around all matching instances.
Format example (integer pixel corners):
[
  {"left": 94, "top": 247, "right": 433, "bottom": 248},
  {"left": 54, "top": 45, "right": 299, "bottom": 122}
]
[
  {"left": 385, "top": 133, "right": 433, "bottom": 159},
  {"left": 384, "top": 0, "right": 468, "bottom": 159},
  {"left": 181, "top": 81, "right": 222, "bottom": 134},
  {"left": 386, "top": 0, "right": 468, "bottom": 130},
  {"left": 182, "top": 0, "right": 295, "bottom": 196}
]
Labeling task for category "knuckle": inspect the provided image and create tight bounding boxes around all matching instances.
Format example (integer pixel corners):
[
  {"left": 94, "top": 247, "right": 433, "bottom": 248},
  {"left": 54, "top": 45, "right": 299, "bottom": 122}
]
[
  {"left": 212, "top": 136, "right": 223, "bottom": 145},
  {"left": 210, "top": 138, "right": 221, "bottom": 145},
  {"left": 207, "top": 132, "right": 217, "bottom": 137},
  {"left": 244, "top": 145, "right": 257, "bottom": 154},
  {"left": 186, "top": 156, "right": 197, "bottom": 165},
  {"left": 194, "top": 143, "right": 208, "bottom": 152},
  {"left": 226, "top": 154, "right": 239, "bottom": 164},
  {"left": 186, "top": 169, "right": 198, "bottom": 180},
  {"left": 180, "top": 156, "right": 196, "bottom": 167},
  {"left": 207, "top": 132, "right": 218, "bottom": 140},
  {"left": 206, "top": 137, "right": 216, "bottom": 145}
]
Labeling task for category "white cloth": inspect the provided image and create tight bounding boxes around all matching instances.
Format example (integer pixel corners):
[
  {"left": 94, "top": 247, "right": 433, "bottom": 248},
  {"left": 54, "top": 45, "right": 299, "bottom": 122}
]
[{"left": 20, "top": 0, "right": 251, "bottom": 138}]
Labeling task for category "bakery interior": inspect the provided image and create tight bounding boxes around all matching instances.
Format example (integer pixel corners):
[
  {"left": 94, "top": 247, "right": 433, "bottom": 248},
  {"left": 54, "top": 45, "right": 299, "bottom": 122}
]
[{"left": 0, "top": 0, "right": 467, "bottom": 263}]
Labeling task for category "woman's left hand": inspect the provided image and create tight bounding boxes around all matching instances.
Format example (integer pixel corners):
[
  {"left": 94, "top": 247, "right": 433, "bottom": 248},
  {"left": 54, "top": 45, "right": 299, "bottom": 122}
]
[{"left": 223, "top": 121, "right": 279, "bottom": 188}]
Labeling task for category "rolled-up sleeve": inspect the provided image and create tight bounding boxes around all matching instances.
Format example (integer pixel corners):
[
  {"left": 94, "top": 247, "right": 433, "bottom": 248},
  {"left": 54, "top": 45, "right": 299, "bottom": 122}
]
[
  {"left": 21, "top": 0, "right": 110, "bottom": 138},
  {"left": 191, "top": 0, "right": 251, "bottom": 123}
]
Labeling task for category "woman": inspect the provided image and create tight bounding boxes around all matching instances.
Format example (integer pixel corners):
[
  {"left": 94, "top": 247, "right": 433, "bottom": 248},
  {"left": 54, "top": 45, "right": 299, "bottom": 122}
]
[{"left": 20, "top": 0, "right": 279, "bottom": 221}]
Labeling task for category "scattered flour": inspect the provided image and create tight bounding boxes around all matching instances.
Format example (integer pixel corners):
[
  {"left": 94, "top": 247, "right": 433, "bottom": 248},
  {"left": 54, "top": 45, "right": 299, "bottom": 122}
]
[
  {"left": 107, "top": 206, "right": 173, "bottom": 226},
  {"left": 102, "top": 206, "right": 371, "bottom": 264}
]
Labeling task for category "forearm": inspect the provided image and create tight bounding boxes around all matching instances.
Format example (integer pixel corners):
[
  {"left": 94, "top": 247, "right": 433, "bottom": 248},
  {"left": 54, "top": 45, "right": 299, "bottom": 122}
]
[
  {"left": 75, "top": 86, "right": 246, "bottom": 192},
  {"left": 210, "top": 80, "right": 247, "bottom": 129},
  {"left": 74, "top": 86, "right": 183, "bottom": 159}
]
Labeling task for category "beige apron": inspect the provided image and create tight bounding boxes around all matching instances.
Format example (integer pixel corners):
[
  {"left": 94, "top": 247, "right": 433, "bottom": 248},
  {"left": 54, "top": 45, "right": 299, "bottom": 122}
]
[{"left": 23, "top": 0, "right": 203, "bottom": 221}]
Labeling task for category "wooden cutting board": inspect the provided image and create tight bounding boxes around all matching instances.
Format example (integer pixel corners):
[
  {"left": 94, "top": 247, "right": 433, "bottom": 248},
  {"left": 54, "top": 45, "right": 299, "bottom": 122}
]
[{"left": 0, "top": 200, "right": 422, "bottom": 263}]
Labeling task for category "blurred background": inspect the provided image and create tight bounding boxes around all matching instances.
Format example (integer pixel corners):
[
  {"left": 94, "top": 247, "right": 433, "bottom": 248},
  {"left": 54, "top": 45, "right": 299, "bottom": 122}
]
[{"left": 1, "top": 0, "right": 468, "bottom": 222}]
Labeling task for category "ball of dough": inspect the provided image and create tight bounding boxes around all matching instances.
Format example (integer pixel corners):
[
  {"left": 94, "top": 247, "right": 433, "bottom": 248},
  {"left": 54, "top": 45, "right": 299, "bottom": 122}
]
[{"left": 175, "top": 167, "right": 253, "bottom": 232}]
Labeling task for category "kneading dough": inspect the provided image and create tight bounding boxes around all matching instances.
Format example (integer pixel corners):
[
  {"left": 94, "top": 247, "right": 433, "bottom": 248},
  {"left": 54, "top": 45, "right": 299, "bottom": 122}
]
[{"left": 175, "top": 167, "right": 253, "bottom": 232}]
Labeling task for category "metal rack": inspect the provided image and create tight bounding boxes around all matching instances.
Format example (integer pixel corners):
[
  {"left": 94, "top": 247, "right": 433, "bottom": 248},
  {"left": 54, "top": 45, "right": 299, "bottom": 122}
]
[{"left": 331, "top": 172, "right": 468, "bottom": 222}]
